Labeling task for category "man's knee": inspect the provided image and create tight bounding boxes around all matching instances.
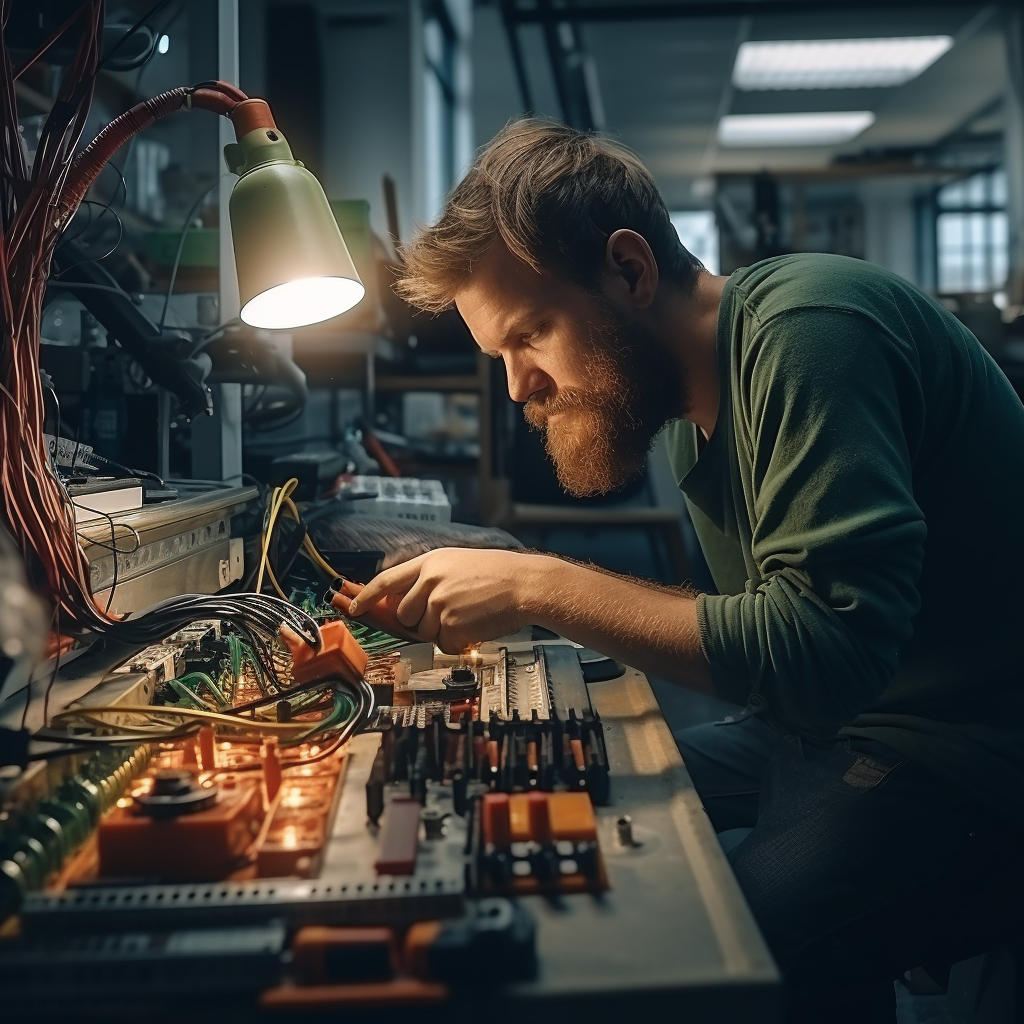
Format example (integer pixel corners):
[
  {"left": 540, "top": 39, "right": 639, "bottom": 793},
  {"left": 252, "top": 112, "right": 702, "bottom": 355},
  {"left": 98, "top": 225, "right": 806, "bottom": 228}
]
[{"left": 674, "top": 716, "right": 782, "bottom": 833}]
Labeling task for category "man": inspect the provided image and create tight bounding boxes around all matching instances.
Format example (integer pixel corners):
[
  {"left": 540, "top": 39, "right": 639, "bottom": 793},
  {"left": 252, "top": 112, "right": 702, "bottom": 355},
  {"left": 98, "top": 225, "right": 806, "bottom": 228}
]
[{"left": 350, "top": 119, "right": 1024, "bottom": 1022}]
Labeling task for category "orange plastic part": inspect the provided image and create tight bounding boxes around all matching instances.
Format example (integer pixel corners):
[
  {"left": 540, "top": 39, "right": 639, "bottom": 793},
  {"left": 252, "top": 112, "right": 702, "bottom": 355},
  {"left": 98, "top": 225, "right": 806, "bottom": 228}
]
[
  {"left": 198, "top": 726, "right": 217, "bottom": 771},
  {"left": 229, "top": 97, "right": 277, "bottom": 137},
  {"left": 546, "top": 791, "right": 597, "bottom": 843},
  {"left": 262, "top": 737, "right": 282, "bottom": 801},
  {"left": 260, "top": 979, "right": 448, "bottom": 1012},
  {"left": 403, "top": 920, "right": 444, "bottom": 980},
  {"left": 527, "top": 790, "right": 552, "bottom": 843},
  {"left": 481, "top": 792, "right": 511, "bottom": 849},
  {"left": 257, "top": 748, "right": 347, "bottom": 878},
  {"left": 282, "top": 618, "right": 368, "bottom": 686},
  {"left": 291, "top": 926, "right": 398, "bottom": 984},
  {"left": 508, "top": 793, "right": 532, "bottom": 843},
  {"left": 506, "top": 792, "right": 557, "bottom": 845},
  {"left": 99, "top": 778, "right": 263, "bottom": 881},
  {"left": 329, "top": 580, "right": 423, "bottom": 643}
]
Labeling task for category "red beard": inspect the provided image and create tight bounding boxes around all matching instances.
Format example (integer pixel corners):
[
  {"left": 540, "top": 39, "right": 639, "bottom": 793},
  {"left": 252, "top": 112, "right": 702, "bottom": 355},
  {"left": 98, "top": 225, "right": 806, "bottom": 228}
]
[{"left": 523, "top": 301, "right": 687, "bottom": 497}]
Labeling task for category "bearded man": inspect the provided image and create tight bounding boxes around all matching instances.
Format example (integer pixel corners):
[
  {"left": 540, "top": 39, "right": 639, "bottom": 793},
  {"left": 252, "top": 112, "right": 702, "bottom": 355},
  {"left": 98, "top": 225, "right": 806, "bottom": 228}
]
[{"left": 349, "top": 119, "right": 1024, "bottom": 1024}]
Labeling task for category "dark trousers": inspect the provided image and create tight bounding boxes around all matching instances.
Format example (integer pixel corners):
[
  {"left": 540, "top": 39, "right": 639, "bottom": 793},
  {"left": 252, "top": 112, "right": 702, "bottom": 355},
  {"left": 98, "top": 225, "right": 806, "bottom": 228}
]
[{"left": 675, "top": 715, "right": 1024, "bottom": 1024}]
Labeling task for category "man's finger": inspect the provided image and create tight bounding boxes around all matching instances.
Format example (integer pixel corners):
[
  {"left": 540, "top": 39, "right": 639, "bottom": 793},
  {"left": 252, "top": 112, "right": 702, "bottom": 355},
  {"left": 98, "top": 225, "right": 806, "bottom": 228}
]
[
  {"left": 348, "top": 558, "right": 423, "bottom": 615},
  {"left": 395, "top": 574, "right": 432, "bottom": 629}
]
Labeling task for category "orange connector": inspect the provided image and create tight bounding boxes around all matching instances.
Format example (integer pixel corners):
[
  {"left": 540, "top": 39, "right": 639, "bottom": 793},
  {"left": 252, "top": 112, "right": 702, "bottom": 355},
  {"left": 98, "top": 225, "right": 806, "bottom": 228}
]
[
  {"left": 280, "top": 619, "right": 368, "bottom": 687},
  {"left": 327, "top": 578, "right": 422, "bottom": 643}
]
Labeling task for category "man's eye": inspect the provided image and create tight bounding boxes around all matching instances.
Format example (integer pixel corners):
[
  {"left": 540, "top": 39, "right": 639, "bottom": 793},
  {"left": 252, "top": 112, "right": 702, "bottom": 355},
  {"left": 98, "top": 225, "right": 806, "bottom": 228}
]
[{"left": 522, "top": 323, "right": 547, "bottom": 343}]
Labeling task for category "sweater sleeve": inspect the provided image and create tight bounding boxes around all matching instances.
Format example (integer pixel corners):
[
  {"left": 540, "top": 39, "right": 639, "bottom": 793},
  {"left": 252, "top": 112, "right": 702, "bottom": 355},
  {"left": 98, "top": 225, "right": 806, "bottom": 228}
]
[{"left": 699, "top": 306, "right": 928, "bottom": 737}]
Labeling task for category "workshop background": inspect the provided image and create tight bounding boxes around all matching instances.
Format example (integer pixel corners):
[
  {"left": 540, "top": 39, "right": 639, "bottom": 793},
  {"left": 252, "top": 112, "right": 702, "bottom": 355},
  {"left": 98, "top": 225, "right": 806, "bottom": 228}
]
[{"left": 21, "top": 4, "right": 1024, "bottom": 1019}]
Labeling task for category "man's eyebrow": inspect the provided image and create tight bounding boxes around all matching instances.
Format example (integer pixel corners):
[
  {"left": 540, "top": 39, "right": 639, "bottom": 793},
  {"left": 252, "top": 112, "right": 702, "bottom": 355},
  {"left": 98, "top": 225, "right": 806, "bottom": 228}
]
[{"left": 499, "top": 308, "right": 547, "bottom": 344}]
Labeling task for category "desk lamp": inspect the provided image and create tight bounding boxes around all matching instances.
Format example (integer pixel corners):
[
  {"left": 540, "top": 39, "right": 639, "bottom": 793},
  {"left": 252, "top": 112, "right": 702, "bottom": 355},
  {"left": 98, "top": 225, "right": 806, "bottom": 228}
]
[
  {"left": 2, "top": 75, "right": 366, "bottom": 633},
  {"left": 62, "top": 82, "right": 365, "bottom": 332}
]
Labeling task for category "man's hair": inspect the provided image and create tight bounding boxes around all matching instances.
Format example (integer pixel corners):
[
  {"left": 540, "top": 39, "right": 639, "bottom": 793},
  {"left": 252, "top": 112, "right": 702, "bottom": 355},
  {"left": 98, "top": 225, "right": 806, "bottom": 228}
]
[{"left": 396, "top": 118, "right": 704, "bottom": 313}]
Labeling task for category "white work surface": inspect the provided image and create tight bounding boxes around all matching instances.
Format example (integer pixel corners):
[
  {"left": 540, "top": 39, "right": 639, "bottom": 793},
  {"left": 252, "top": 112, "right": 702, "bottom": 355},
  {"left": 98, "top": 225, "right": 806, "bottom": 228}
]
[{"left": 500, "top": 661, "right": 780, "bottom": 1021}]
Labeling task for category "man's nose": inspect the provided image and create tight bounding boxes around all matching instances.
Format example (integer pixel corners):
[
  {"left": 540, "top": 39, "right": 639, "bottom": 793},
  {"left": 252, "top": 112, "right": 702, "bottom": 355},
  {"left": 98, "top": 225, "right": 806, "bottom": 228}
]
[{"left": 504, "top": 357, "right": 545, "bottom": 404}]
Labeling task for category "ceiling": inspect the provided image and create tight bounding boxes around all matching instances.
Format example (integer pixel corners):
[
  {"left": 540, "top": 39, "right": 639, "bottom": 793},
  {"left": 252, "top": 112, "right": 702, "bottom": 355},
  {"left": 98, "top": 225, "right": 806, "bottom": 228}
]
[{"left": 472, "top": 1, "right": 1008, "bottom": 207}]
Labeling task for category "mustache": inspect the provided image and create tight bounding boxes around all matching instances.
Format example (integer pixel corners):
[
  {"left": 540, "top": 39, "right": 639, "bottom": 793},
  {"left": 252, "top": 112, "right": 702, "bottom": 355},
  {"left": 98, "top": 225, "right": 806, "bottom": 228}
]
[{"left": 524, "top": 386, "right": 619, "bottom": 426}]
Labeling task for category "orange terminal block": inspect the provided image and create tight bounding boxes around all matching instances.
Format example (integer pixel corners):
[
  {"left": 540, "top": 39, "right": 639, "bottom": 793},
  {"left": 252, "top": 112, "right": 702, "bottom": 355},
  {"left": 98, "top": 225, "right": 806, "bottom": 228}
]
[
  {"left": 328, "top": 578, "right": 423, "bottom": 643},
  {"left": 281, "top": 619, "right": 368, "bottom": 687}
]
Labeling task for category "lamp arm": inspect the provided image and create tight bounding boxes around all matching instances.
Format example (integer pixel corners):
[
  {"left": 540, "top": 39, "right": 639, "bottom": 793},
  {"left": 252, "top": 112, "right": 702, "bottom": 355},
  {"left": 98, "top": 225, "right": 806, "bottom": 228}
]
[{"left": 58, "top": 81, "right": 274, "bottom": 222}]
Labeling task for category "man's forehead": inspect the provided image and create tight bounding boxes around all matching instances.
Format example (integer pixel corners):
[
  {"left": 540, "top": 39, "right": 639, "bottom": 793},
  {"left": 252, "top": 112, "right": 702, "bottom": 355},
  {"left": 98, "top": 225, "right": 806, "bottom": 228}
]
[{"left": 455, "top": 241, "right": 554, "bottom": 342}]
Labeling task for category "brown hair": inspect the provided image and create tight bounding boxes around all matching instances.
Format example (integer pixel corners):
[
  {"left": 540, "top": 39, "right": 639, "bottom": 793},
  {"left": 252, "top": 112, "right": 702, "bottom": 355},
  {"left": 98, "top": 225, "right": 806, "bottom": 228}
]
[{"left": 395, "top": 117, "right": 704, "bottom": 313}]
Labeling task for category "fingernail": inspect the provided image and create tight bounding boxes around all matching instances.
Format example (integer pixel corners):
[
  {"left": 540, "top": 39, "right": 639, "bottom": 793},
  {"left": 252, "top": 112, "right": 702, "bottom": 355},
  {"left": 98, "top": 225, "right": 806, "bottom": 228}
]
[{"left": 348, "top": 601, "right": 358, "bottom": 615}]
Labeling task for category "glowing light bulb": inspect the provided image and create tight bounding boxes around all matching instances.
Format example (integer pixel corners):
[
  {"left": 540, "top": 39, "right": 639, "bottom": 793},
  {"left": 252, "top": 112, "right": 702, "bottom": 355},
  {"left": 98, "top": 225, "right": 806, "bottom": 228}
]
[{"left": 239, "top": 277, "right": 365, "bottom": 330}]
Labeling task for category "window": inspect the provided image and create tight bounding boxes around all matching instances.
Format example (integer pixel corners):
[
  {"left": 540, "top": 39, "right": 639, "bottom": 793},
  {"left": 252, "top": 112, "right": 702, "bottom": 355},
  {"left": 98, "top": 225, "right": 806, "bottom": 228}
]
[
  {"left": 670, "top": 211, "right": 720, "bottom": 275},
  {"left": 935, "top": 169, "right": 1008, "bottom": 294},
  {"left": 423, "top": 1, "right": 456, "bottom": 223}
]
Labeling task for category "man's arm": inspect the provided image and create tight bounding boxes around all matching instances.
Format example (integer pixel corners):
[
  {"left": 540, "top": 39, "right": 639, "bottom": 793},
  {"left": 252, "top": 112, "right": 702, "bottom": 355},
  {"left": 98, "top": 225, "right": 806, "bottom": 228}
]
[{"left": 347, "top": 547, "right": 716, "bottom": 696}]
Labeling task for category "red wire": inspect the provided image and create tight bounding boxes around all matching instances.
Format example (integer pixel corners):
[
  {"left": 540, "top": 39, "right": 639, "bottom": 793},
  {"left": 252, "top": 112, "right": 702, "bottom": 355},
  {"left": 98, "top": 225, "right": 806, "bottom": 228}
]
[
  {"left": 12, "top": 3, "right": 86, "bottom": 82},
  {"left": 0, "top": 9, "right": 250, "bottom": 633}
]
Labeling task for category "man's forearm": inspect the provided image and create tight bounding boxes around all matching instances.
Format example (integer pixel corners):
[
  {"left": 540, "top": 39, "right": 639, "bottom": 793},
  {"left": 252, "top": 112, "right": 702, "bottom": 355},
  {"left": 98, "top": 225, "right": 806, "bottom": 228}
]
[{"left": 519, "top": 554, "right": 716, "bottom": 696}]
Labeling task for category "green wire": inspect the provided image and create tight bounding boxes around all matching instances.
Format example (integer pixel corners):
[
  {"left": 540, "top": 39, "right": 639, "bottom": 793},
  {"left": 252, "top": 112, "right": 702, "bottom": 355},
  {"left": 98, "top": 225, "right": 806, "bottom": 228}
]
[
  {"left": 167, "top": 678, "right": 210, "bottom": 710},
  {"left": 279, "top": 690, "right": 358, "bottom": 748},
  {"left": 178, "top": 672, "right": 227, "bottom": 707}
]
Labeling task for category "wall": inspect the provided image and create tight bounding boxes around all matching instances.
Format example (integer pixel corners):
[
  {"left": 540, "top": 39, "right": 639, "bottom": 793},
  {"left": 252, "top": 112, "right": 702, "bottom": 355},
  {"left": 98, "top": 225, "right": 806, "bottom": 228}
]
[{"left": 860, "top": 179, "right": 920, "bottom": 286}]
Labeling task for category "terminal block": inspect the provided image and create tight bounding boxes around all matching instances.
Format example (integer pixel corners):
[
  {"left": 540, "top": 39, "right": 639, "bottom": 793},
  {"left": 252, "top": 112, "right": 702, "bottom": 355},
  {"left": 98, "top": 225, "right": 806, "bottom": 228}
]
[
  {"left": 281, "top": 618, "right": 368, "bottom": 687},
  {"left": 366, "top": 705, "right": 610, "bottom": 823},
  {"left": 469, "top": 791, "right": 607, "bottom": 895}
]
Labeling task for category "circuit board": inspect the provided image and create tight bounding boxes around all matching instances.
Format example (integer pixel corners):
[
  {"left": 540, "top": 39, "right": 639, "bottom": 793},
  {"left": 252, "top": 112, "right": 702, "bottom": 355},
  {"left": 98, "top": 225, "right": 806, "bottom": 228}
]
[{"left": 0, "top": 617, "right": 608, "bottom": 1017}]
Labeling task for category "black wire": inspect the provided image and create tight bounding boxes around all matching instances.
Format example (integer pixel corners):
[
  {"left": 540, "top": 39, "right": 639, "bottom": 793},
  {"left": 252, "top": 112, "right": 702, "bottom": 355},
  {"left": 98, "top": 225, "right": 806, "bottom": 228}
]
[
  {"left": 118, "top": 1, "right": 185, "bottom": 192},
  {"left": 99, "top": 0, "right": 177, "bottom": 70},
  {"left": 46, "top": 281, "right": 142, "bottom": 301},
  {"left": 158, "top": 183, "right": 217, "bottom": 334},
  {"left": 53, "top": 206, "right": 124, "bottom": 277},
  {"left": 133, "top": 0, "right": 185, "bottom": 96},
  {"left": 192, "top": 318, "right": 241, "bottom": 355},
  {"left": 88, "top": 451, "right": 166, "bottom": 488}
]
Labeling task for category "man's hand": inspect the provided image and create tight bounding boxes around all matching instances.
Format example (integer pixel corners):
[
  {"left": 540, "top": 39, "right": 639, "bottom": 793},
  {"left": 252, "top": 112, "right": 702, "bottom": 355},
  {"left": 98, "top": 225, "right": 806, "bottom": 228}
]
[
  {"left": 349, "top": 546, "right": 715, "bottom": 695},
  {"left": 347, "top": 547, "right": 539, "bottom": 653}
]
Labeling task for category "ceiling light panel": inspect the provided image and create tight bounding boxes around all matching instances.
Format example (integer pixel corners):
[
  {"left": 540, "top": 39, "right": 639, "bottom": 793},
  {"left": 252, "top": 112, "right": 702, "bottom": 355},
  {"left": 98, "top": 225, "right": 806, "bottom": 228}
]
[
  {"left": 733, "top": 36, "right": 953, "bottom": 90},
  {"left": 718, "top": 112, "right": 876, "bottom": 147}
]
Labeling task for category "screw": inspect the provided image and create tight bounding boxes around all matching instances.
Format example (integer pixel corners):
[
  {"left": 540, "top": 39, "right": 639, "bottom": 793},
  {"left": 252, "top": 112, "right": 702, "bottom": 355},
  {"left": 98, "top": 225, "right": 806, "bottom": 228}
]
[{"left": 615, "top": 815, "right": 637, "bottom": 848}]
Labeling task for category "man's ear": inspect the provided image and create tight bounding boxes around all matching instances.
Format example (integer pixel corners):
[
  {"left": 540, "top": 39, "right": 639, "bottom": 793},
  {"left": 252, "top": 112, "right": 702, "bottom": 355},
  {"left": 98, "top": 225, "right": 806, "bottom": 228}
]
[{"left": 602, "top": 229, "right": 659, "bottom": 310}]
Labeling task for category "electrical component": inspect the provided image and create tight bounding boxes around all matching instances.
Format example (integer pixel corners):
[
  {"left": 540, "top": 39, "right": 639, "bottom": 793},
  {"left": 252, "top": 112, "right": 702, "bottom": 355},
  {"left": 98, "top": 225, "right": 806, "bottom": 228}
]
[
  {"left": 471, "top": 790, "right": 606, "bottom": 895},
  {"left": 0, "top": 631, "right": 631, "bottom": 1008}
]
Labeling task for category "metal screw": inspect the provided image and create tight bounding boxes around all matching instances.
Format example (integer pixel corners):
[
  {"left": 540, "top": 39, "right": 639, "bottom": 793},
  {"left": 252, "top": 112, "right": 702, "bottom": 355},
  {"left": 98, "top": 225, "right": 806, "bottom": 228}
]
[{"left": 616, "top": 815, "right": 636, "bottom": 847}]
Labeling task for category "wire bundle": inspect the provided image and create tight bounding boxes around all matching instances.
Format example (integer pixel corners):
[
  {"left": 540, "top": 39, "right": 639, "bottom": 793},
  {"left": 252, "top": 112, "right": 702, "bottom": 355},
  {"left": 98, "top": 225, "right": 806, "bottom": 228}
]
[{"left": 0, "top": 6, "right": 321, "bottom": 654}]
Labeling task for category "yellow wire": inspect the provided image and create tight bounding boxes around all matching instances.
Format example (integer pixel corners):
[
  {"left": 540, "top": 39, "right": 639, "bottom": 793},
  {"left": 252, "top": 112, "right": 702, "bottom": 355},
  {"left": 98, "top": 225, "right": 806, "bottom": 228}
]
[
  {"left": 279, "top": 494, "right": 344, "bottom": 579},
  {"left": 256, "top": 477, "right": 346, "bottom": 597},
  {"left": 53, "top": 703, "right": 316, "bottom": 738},
  {"left": 256, "top": 478, "right": 298, "bottom": 594}
]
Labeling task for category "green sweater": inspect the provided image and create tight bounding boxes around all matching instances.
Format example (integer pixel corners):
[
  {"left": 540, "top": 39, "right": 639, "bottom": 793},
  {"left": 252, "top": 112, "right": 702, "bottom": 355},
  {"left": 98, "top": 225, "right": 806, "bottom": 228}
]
[{"left": 665, "top": 253, "right": 1024, "bottom": 823}]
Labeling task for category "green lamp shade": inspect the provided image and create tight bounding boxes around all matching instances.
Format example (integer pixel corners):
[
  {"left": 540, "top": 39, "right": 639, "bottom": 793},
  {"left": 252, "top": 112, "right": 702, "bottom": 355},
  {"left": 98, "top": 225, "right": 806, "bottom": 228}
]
[{"left": 229, "top": 159, "right": 364, "bottom": 329}]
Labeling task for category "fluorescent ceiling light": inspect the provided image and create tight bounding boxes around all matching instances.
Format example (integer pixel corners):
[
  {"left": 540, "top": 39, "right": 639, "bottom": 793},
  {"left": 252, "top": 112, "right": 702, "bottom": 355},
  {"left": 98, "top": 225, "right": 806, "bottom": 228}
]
[
  {"left": 718, "top": 112, "right": 875, "bottom": 147},
  {"left": 733, "top": 36, "right": 953, "bottom": 90}
]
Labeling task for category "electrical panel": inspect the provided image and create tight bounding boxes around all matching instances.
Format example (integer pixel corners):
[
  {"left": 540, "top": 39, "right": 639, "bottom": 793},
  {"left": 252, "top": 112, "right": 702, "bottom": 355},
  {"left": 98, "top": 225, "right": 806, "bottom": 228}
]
[{"left": 0, "top": 611, "right": 612, "bottom": 1016}]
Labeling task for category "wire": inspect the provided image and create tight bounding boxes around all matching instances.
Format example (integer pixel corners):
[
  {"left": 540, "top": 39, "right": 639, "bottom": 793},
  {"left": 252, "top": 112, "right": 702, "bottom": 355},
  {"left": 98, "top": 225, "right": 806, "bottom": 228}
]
[
  {"left": 255, "top": 478, "right": 353, "bottom": 597},
  {"left": 99, "top": 0, "right": 177, "bottom": 71},
  {"left": 51, "top": 204, "right": 124, "bottom": 276},
  {"left": 158, "top": 183, "right": 217, "bottom": 334},
  {"left": 87, "top": 451, "right": 166, "bottom": 488},
  {"left": 46, "top": 281, "right": 142, "bottom": 301}
]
